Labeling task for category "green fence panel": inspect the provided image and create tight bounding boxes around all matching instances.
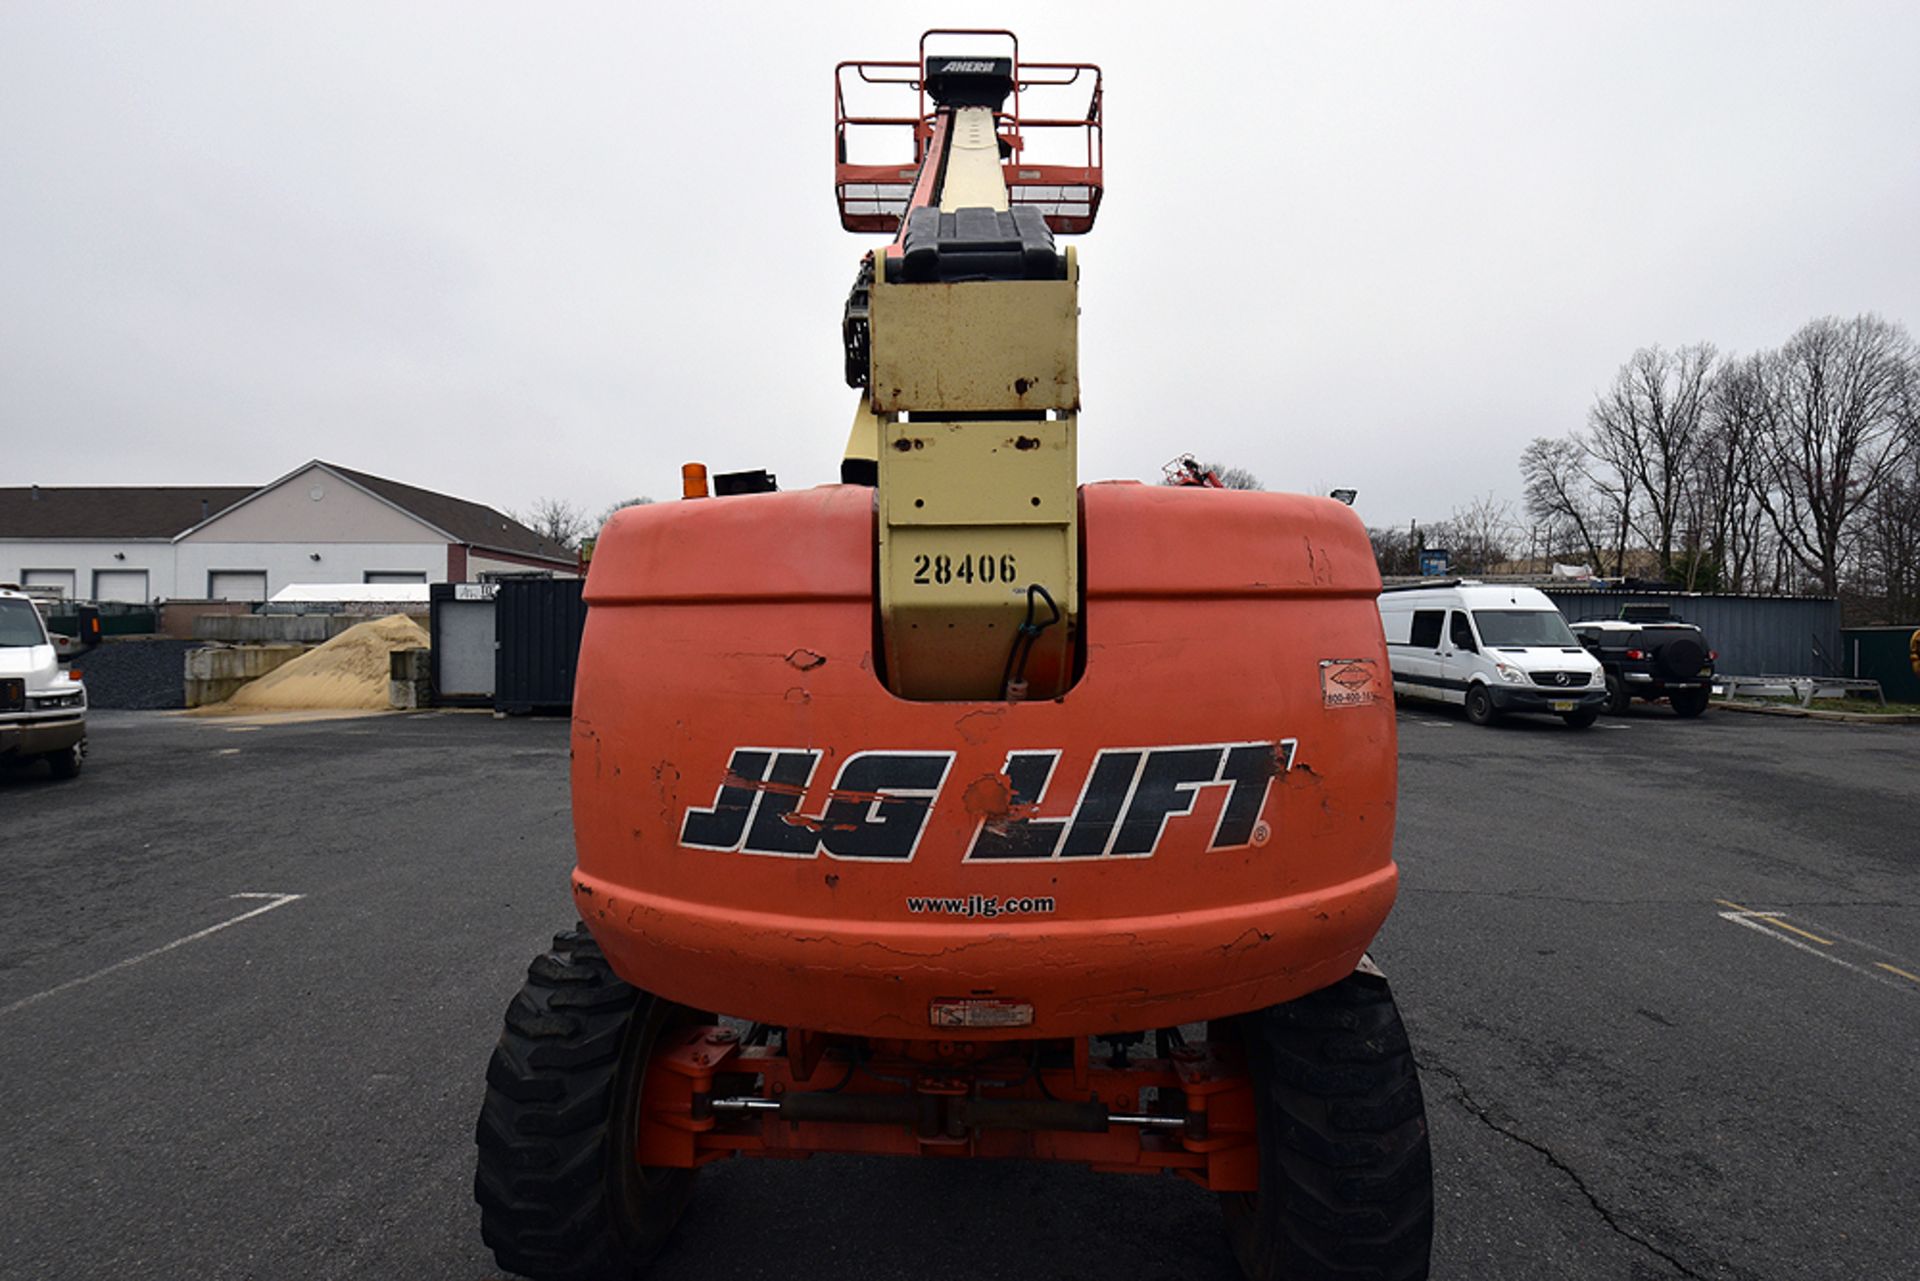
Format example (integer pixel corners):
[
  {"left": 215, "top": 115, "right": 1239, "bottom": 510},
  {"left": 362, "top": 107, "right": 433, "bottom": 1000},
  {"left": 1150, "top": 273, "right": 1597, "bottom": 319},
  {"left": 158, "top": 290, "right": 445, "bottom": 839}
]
[
  {"left": 47, "top": 610, "right": 158, "bottom": 637},
  {"left": 1841, "top": 627, "right": 1920, "bottom": 703}
]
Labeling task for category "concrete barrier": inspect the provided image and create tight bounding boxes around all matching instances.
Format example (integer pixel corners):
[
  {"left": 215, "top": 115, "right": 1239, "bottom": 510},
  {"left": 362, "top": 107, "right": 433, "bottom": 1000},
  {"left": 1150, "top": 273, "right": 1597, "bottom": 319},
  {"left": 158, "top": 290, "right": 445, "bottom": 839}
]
[
  {"left": 159, "top": 600, "right": 256, "bottom": 641},
  {"left": 184, "top": 644, "right": 312, "bottom": 707},
  {"left": 389, "top": 647, "right": 433, "bottom": 710},
  {"left": 194, "top": 615, "right": 365, "bottom": 643}
]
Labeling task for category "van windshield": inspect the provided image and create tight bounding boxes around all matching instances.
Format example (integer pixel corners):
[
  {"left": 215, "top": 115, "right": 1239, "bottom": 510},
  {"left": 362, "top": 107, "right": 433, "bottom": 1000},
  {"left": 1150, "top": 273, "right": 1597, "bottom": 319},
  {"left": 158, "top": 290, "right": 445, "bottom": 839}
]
[
  {"left": 1472, "top": 609, "right": 1576, "bottom": 648},
  {"left": 0, "top": 598, "right": 49, "bottom": 647}
]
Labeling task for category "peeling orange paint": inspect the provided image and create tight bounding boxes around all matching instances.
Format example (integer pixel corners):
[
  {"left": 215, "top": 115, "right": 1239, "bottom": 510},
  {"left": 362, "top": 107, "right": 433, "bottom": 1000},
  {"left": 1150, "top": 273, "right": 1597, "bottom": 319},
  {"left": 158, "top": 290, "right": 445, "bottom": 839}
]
[{"left": 961, "top": 772, "right": 1014, "bottom": 822}]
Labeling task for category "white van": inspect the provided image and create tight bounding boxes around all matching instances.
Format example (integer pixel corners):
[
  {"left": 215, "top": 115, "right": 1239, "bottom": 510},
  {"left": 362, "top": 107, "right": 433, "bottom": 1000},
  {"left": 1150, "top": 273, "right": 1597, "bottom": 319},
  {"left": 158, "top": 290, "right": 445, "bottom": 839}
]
[
  {"left": 0, "top": 585, "right": 90, "bottom": 777},
  {"left": 1377, "top": 581, "right": 1605, "bottom": 727}
]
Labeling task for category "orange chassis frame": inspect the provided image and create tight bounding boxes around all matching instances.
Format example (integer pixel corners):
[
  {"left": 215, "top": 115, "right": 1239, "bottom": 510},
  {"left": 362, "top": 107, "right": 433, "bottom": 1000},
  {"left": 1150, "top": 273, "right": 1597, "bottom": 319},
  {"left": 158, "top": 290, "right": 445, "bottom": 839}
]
[{"left": 637, "top": 1024, "right": 1259, "bottom": 1192}]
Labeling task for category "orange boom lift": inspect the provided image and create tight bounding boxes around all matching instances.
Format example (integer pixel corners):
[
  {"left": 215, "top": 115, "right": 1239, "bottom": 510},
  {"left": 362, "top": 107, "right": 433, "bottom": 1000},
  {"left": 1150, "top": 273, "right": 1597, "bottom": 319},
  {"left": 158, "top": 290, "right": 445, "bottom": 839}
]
[{"left": 476, "top": 30, "right": 1433, "bottom": 1281}]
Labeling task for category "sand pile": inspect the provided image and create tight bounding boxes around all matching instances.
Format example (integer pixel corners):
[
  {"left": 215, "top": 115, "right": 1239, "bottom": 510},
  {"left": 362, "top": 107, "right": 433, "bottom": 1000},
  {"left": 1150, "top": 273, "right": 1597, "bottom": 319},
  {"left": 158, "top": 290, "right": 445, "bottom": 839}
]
[{"left": 215, "top": 614, "right": 429, "bottom": 711}]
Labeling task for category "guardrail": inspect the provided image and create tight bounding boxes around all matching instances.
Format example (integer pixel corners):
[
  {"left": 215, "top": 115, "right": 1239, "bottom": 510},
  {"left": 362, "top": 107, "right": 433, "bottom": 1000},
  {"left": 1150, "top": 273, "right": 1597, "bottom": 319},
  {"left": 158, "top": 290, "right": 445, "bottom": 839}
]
[{"left": 1718, "top": 675, "right": 1886, "bottom": 707}]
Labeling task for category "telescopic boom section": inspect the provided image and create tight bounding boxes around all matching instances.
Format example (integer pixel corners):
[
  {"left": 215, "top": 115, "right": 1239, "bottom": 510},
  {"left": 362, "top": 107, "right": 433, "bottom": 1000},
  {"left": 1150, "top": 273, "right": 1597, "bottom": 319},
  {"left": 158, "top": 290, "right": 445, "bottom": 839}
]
[{"left": 842, "top": 49, "right": 1090, "bottom": 701}]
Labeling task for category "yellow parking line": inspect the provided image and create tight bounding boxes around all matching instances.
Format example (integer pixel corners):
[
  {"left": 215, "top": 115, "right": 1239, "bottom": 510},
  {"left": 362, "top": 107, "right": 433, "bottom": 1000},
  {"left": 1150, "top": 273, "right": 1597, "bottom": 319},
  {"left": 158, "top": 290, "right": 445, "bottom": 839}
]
[
  {"left": 1714, "top": 899, "right": 1832, "bottom": 945},
  {"left": 1717, "top": 902, "right": 1918, "bottom": 995},
  {"left": 1761, "top": 917, "right": 1835, "bottom": 946}
]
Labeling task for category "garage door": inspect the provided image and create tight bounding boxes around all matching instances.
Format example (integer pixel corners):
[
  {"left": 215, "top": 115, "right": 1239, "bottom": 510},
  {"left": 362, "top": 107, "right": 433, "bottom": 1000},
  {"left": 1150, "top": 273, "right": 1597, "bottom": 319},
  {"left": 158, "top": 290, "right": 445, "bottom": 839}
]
[
  {"left": 22, "top": 570, "right": 76, "bottom": 600},
  {"left": 93, "top": 569, "right": 150, "bottom": 603},
  {"left": 209, "top": 571, "right": 269, "bottom": 601}
]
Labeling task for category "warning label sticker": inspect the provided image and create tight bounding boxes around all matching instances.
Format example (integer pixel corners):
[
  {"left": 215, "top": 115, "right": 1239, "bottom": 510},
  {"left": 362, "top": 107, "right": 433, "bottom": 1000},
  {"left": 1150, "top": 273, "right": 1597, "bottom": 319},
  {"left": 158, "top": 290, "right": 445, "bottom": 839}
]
[
  {"left": 930, "top": 997, "right": 1035, "bottom": 1029},
  {"left": 1320, "top": 658, "right": 1381, "bottom": 708}
]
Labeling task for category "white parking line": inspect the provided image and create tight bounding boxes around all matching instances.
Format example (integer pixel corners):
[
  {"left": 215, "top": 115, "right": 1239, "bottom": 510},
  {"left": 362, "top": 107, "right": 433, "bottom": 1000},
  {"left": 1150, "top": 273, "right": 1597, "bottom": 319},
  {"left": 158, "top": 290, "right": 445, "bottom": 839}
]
[
  {"left": 1715, "top": 909, "right": 1913, "bottom": 995},
  {"left": 0, "top": 893, "right": 305, "bottom": 1017}
]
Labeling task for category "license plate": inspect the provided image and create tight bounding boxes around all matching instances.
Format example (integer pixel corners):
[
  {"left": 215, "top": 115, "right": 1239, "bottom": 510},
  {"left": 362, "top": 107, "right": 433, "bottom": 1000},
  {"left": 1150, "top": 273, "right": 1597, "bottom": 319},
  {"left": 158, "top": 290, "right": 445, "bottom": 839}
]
[{"left": 1551, "top": 699, "right": 1575, "bottom": 712}]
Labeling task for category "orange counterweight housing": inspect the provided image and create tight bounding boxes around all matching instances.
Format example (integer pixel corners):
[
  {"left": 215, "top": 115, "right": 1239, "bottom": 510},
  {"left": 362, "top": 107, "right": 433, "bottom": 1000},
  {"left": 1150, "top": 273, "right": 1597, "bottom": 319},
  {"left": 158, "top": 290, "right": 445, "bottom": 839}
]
[{"left": 571, "top": 481, "right": 1398, "bottom": 1040}]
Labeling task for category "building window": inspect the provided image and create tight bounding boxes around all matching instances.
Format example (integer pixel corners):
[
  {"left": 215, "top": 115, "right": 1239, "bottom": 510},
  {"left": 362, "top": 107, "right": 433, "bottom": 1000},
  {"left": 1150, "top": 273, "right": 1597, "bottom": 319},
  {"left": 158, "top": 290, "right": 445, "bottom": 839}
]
[{"left": 364, "top": 571, "right": 429, "bottom": 584}]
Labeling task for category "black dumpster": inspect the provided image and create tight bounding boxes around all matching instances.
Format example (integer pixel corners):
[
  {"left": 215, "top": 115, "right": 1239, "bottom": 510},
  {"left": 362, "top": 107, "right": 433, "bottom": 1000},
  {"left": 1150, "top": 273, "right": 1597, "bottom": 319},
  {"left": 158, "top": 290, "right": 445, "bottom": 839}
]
[{"left": 494, "top": 578, "right": 588, "bottom": 715}]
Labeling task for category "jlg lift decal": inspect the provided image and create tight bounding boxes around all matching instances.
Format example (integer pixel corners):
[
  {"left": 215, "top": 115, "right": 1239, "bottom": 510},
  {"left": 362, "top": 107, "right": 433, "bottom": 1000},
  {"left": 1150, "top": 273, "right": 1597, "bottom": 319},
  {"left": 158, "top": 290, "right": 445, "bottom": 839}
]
[
  {"left": 681, "top": 749, "right": 953, "bottom": 860},
  {"left": 965, "top": 740, "right": 1294, "bottom": 860},
  {"left": 679, "top": 740, "right": 1294, "bottom": 862}
]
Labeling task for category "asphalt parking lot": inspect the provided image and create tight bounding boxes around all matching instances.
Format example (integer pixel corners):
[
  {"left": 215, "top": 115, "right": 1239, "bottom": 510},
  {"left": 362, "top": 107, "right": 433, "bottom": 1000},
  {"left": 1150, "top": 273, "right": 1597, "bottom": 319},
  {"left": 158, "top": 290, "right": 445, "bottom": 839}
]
[{"left": 2, "top": 705, "right": 1916, "bottom": 1281}]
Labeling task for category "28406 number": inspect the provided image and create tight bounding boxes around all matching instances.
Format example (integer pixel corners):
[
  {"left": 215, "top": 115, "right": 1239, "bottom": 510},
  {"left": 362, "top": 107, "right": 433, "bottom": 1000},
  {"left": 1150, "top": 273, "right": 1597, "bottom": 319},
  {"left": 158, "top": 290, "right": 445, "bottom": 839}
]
[{"left": 911, "top": 551, "right": 1018, "bottom": 586}]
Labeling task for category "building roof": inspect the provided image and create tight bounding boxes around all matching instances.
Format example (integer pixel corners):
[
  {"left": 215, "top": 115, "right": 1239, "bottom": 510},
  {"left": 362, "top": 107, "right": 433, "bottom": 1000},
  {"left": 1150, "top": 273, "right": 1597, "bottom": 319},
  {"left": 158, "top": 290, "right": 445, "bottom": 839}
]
[
  {"left": 321, "top": 463, "right": 571, "bottom": 561},
  {"left": 4, "top": 464, "right": 571, "bottom": 564},
  {"left": 0, "top": 485, "right": 255, "bottom": 539}
]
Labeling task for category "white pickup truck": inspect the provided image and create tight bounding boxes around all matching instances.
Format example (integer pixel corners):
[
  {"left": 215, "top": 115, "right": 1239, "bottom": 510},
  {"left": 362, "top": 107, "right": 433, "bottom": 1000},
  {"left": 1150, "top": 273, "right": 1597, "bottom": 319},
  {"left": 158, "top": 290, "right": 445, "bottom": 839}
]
[{"left": 0, "top": 585, "right": 91, "bottom": 779}]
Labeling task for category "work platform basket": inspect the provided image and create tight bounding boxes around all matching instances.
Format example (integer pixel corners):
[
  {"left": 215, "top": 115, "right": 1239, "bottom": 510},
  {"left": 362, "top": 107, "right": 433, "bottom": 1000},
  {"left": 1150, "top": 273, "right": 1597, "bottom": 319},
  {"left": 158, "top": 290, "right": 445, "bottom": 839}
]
[{"left": 834, "top": 28, "right": 1104, "bottom": 236}]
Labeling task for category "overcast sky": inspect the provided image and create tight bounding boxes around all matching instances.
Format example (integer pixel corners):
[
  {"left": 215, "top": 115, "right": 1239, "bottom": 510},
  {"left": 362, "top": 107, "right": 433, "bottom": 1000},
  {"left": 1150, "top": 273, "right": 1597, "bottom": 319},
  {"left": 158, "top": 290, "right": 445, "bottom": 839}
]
[{"left": 4, "top": 2, "right": 1916, "bottom": 532}]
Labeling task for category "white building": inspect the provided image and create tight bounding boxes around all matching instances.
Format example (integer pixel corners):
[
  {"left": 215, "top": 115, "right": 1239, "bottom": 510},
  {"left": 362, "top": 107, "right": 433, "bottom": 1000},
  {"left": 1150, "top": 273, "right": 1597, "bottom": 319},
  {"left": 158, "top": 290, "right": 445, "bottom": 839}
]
[{"left": 0, "top": 460, "right": 576, "bottom": 602}]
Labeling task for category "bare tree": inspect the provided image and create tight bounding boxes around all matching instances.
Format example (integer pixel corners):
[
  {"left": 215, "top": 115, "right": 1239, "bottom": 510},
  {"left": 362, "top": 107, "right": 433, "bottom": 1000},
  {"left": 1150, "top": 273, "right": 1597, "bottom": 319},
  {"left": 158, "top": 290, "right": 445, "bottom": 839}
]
[
  {"left": 1851, "top": 373, "right": 1920, "bottom": 620},
  {"left": 1584, "top": 344, "right": 1716, "bottom": 578},
  {"left": 1438, "top": 492, "right": 1517, "bottom": 573},
  {"left": 1753, "top": 315, "right": 1916, "bottom": 595},
  {"left": 1577, "top": 412, "right": 1639, "bottom": 578},
  {"left": 1367, "top": 525, "right": 1416, "bottom": 576},
  {"left": 1682, "top": 354, "right": 1774, "bottom": 592},
  {"left": 596, "top": 495, "right": 655, "bottom": 526},
  {"left": 1641, "top": 344, "right": 1716, "bottom": 576},
  {"left": 1856, "top": 466, "right": 1920, "bottom": 622},
  {"left": 1520, "top": 436, "right": 1608, "bottom": 573},
  {"left": 515, "top": 497, "right": 591, "bottom": 550},
  {"left": 1516, "top": 313, "right": 1919, "bottom": 615}
]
